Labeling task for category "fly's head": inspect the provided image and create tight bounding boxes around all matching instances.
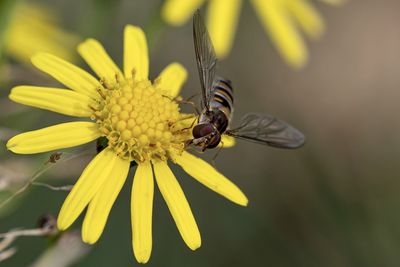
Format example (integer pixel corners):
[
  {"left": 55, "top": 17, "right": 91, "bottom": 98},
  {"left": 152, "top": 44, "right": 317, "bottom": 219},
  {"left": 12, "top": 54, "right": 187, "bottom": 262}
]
[{"left": 192, "top": 123, "right": 221, "bottom": 151}]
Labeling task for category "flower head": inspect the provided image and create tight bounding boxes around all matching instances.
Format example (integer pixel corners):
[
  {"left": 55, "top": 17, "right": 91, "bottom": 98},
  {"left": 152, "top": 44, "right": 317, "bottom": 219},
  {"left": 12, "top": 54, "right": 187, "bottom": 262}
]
[
  {"left": 6, "top": 25, "right": 247, "bottom": 263},
  {"left": 162, "top": 0, "right": 344, "bottom": 68},
  {"left": 3, "top": 3, "right": 79, "bottom": 63}
]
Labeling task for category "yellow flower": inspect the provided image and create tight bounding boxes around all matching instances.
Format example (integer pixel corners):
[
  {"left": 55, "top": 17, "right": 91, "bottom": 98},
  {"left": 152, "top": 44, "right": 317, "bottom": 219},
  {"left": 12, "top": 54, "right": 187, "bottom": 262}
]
[
  {"left": 162, "top": 0, "right": 344, "bottom": 68},
  {"left": 3, "top": 3, "right": 79, "bottom": 63},
  {"left": 6, "top": 25, "right": 247, "bottom": 263}
]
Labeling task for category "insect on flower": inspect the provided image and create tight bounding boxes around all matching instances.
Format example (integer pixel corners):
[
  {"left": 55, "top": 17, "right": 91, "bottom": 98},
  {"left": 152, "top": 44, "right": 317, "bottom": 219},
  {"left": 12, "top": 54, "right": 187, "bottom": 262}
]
[
  {"left": 190, "top": 11, "right": 305, "bottom": 151},
  {"left": 46, "top": 152, "right": 62, "bottom": 164},
  {"left": 6, "top": 24, "right": 248, "bottom": 263}
]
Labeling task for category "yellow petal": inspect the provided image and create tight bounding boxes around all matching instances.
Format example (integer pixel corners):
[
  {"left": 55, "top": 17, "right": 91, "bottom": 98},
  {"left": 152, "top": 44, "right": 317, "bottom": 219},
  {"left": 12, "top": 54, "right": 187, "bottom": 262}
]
[
  {"left": 82, "top": 156, "right": 130, "bottom": 244},
  {"left": 220, "top": 134, "right": 235, "bottom": 148},
  {"left": 162, "top": 0, "right": 205, "bottom": 26},
  {"left": 174, "top": 152, "right": 248, "bottom": 206},
  {"left": 155, "top": 63, "right": 187, "bottom": 98},
  {"left": 207, "top": 0, "right": 242, "bottom": 58},
  {"left": 285, "top": 0, "right": 324, "bottom": 39},
  {"left": 9, "top": 86, "right": 95, "bottom": 117},
  {"left": 57, "top": 148, "right": 118, "bottom": 230},
  {"left": 4, "top": 3, "right": 79, "bottom": 63},
  {"left": 31, "top": 53, "right": 100, "bottom": 98},
  {"left": 78, "top": 39, "right": 123, "bottom": 82},
  {"left": 124, "top": 25, "right": 149, "bottom": 80},
  {"left": 153, "top": 161, "right": 201, "bottom": 250},
  {"left": 251, "top": 0, "right": 307, "bottom": 68},
  {"left": 7, "top": 122, "right": 100, "bottom": 154},
  {"left": 131, "top": 162, "right": 154, "bottom": 263}
]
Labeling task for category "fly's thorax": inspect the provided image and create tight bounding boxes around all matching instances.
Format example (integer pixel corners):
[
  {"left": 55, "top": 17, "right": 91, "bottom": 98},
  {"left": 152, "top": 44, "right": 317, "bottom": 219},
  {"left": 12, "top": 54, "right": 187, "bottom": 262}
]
[
  {"left": 198, "top": 108, "right": 229, "bottom": 135},
  {"left": 209, "top": 102, "right": 232, "bottom": 123},
  {"left": 91, "top": 72, "right": 193, "bottom": 163},
  {"left": 210, "top": 108, "right": 229, "bottom": 134}
]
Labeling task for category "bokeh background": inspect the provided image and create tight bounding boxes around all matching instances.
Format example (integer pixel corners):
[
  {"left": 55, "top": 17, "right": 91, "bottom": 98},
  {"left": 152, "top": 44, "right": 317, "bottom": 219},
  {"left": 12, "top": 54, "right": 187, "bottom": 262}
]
[{"left": 1, "top": 0, "right": 400, "bottom": 266}]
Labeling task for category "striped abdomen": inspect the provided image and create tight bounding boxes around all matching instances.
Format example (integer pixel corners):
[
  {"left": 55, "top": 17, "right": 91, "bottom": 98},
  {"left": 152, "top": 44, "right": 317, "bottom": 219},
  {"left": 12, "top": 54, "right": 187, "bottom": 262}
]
[{"left": 211, "top": 78, "right": 234, "bottom": 121}]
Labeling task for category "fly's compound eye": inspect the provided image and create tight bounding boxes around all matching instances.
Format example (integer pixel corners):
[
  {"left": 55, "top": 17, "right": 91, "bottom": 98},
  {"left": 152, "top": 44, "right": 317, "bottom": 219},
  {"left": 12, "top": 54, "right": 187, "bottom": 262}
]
[{"left": 193, "top": 123, "right": 215, "bottom": 138}]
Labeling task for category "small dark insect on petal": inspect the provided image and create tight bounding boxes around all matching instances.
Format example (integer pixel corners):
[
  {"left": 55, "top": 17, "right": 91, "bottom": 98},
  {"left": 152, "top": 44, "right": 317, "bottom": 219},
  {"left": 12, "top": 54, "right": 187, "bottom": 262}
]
[{"left": 46, "top": 152, "right": 62, "bottom": 164}]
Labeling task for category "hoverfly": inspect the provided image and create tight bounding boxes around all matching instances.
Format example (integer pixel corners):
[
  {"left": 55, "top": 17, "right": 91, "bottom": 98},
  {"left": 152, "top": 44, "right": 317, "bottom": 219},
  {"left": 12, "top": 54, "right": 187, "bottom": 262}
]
[{"left": 190, "top": 10, "right": 305, "bottom": 151}]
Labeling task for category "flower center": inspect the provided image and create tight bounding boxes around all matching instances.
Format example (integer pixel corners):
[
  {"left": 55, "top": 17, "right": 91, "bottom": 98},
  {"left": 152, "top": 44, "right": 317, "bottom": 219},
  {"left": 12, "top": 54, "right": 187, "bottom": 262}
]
[{"left": 92, "top": 71, "right": 193, "bottom": 163}]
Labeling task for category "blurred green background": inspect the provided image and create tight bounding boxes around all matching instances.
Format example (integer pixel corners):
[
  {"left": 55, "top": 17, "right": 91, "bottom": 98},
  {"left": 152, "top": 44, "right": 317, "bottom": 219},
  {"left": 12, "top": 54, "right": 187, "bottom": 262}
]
[{"left": 2, "top": 0, "right": 400, "bottom": 266}]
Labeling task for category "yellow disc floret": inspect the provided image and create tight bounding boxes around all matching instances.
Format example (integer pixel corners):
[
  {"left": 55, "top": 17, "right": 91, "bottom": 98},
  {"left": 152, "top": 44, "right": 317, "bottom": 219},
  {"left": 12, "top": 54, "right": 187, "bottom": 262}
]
[{"left": 92, "top": 71, "right": 193, "bottom": 163}]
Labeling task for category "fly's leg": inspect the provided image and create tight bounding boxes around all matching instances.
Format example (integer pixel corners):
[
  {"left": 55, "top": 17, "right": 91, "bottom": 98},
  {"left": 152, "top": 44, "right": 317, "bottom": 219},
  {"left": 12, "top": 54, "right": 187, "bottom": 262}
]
[
  {"left": 163, "top": 93, "right": 201, "bottom": 115},
  {"left": 177, "top": 98, "right": 200, "bottom": 116},
  {"left": 170, "top": 115, "right": 197, "bottom": 134},
  {"left": 183, "top": 92, "right": 200, "bottom": 102}
]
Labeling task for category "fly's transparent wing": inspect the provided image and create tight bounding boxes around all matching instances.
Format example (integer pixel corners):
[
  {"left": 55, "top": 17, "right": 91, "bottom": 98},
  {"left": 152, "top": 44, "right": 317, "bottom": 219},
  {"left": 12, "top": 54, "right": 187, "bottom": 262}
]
[
  {"left": 226, "top": 113, "right": 305, "bottom": 149},
  {"left": 193, "top": 10, "right": 217, "bottom": 110}
]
